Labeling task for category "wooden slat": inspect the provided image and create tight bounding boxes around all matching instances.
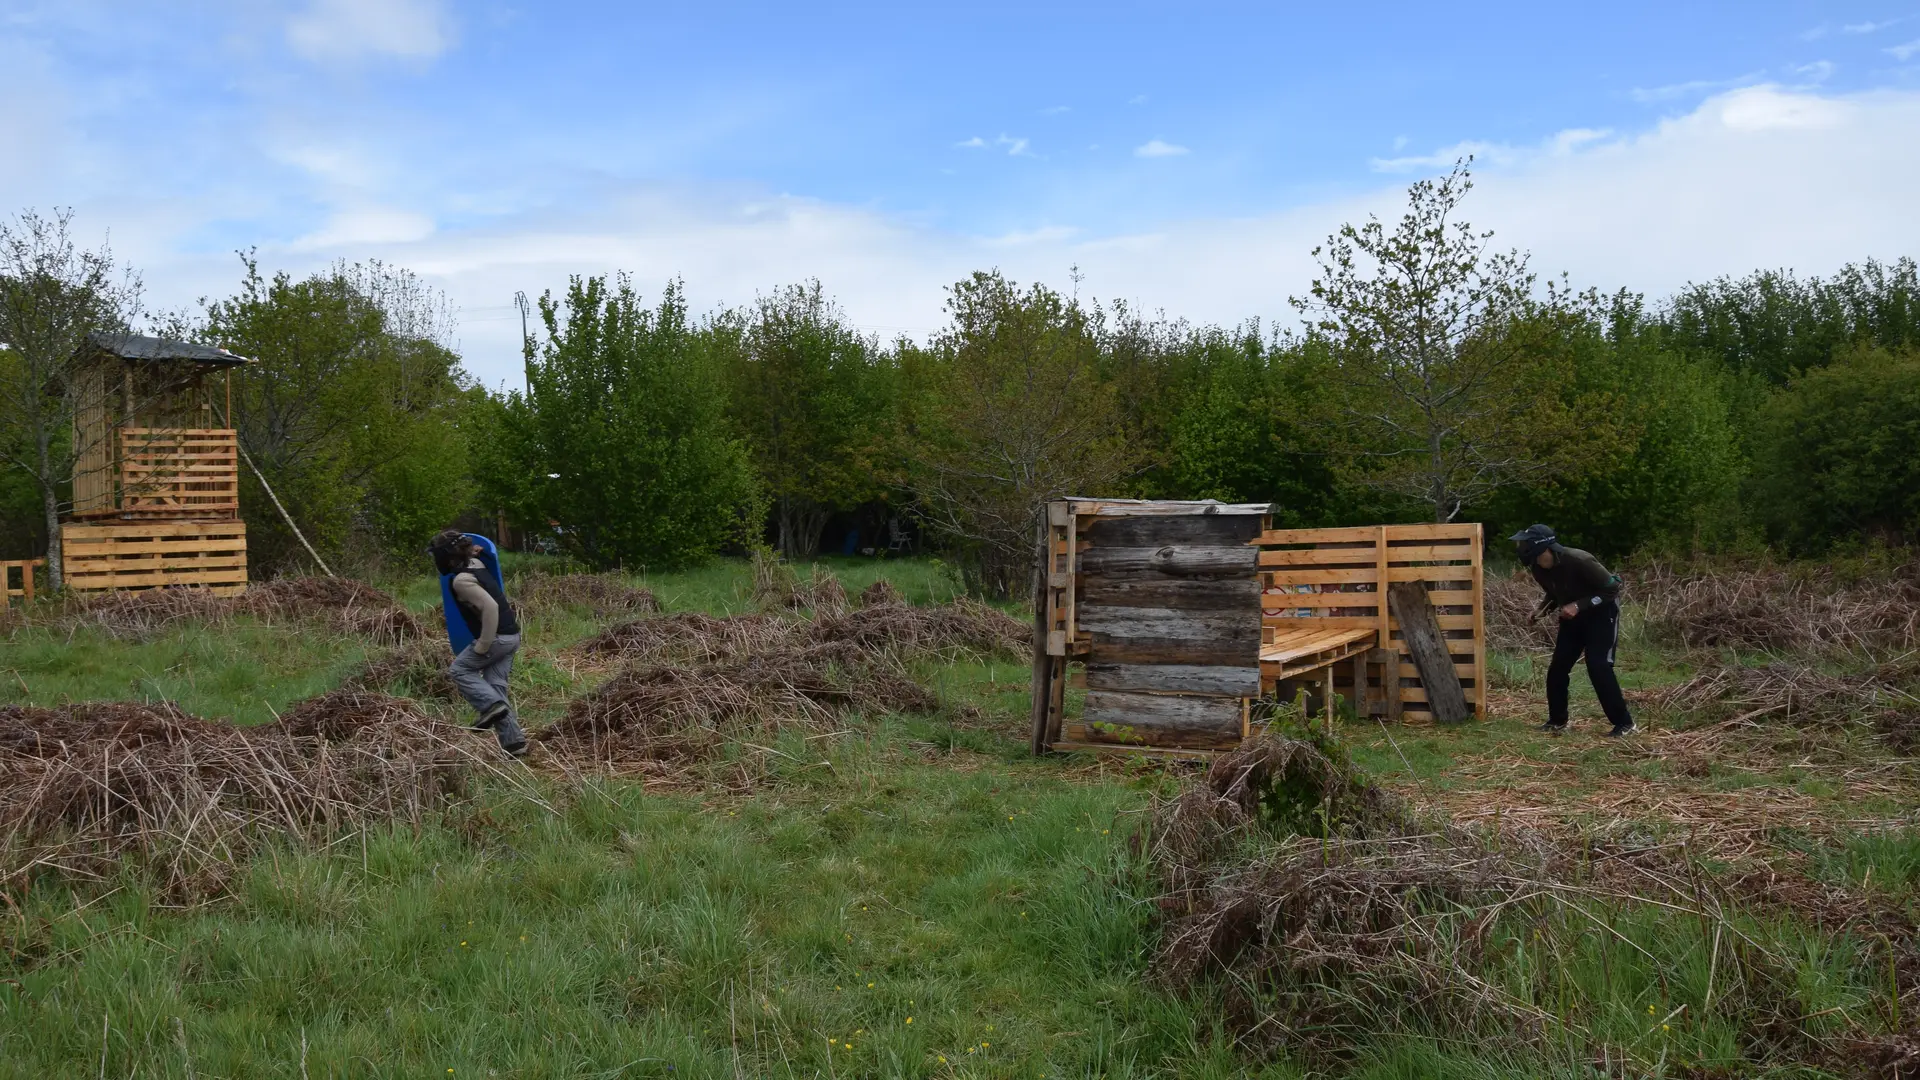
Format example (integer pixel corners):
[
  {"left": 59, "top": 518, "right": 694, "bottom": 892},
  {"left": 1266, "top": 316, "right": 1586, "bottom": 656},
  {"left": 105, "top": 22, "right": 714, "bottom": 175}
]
[
  {"left": 1255, "top": 548, "right": 1384, "bottom": 566},
  {"left": 1256, "top": 565, "right": 1378, "bottom": 582},
  {"left": 65, "top": 570, "right": 247, "bottom": 589},
  {"left": 63, "top": 523, "right": 246, "bottom": 539},
  {"left": 1080, "top": 691, "right": 1244, "bottom": 749},
  {"left": 1379, "top": 545, "right": 1477, "bottom": 563},
  {"left": 1381, "top": 524, "right": 1482, "bottom": 541},
  {"left": 1254, "top": 526, "right": 1384, "bottom": 544},
  {"left": 1385, "top": 566, "right": 1475, "bottom": 583},
  {"left": 1082, "top": 546, "right": 1258, "bottom": 577},
  {"left": 62, "top": 537, "right": 249, "bottom": 557},
  {"left": 1260, "top": 591, "right": 1381, "bottom": 609},
  {"left": 1085, "top": 664, "right": 1261, "bottom": 696}
]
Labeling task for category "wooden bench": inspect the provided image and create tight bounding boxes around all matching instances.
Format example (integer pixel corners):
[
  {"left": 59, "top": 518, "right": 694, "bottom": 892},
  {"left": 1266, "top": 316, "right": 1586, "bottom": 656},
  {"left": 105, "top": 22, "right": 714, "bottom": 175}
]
[
  {"left": 1260, "top": 625, "right": 1379, "bottom": 720},
  {"left": 0, "top": 559, "right": 43, "bottom": 609}
]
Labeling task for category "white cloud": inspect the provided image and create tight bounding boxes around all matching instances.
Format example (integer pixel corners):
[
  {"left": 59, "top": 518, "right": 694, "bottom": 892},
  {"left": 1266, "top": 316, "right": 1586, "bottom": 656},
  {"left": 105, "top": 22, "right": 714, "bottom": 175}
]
[
  {"left": 1846, "top": 17, "right": 1907, "bottom": 34},
  {"left": 995, "top": 134, "right": 1031, "bottom": 156},
  {"left": 292, "top": 207, "right": 436, "bottom": 250},
  {"left": 1041, "top": 105, "right": 1071, "bottom": 116},
  {"left": 955, "top": 136, "right": 987, "bottom": 149},
  {"left": 1134, "top": 139, "right": 1188, "bottom": 158},
  {"left": 287, "top": 0, "right": 453, "bottom": 62},
  {"left": 1890, "top": 37, "right": 1920, "bottom": 60},
  {"left": 1793, "top": 60, "right": 1836, "bottom": 83},
  {"left": 1128, "top": 94, "right": 1148, "bottom": 105},
  {"left": 1629, "top": 72, "right": 1764, "bottom": 103}
]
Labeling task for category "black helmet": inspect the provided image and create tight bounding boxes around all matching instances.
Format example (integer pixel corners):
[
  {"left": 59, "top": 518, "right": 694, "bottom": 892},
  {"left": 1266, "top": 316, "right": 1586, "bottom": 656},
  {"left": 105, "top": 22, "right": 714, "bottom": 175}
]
[{"left": 1508, "top": 524, "right": 1558, "bottom": 566}]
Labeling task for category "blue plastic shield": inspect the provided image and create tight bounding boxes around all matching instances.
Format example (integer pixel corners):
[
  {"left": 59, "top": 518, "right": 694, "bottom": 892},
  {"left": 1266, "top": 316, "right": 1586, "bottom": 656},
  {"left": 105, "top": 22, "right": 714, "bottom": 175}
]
[{"left": 439, "top": 533, "right": 503, "bottom": 655}]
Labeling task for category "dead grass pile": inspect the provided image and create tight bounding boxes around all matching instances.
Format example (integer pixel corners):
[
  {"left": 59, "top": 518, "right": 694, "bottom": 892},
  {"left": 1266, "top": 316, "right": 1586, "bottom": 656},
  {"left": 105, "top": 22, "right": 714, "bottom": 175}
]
[
  {"left": 1485, "top": 571, "right": 1556, "bottom": 653},
  {"left": 0, "top": 693, "right": 503, "bottom": 898},
  {"left": 859, "top": 578, "right": 903, "bottom": 608},
  {"left": 63, "top": 576, "right": 424, "bottom": 644},
  {"left": 512, "top": 572, "right": 660, "bottom": 619},
  {"left": 808, "top": 595, "right": 1027, "bottom": 661},
  {"left": 578, "top": 611, "right": 800, "bottom": 664},
  {"left": 798, "top": 566, "right": 848, "bottom": 614},
  {"left": 537, "top": 646, "right": 937, "bottom": 777},
  {"left": 344, "top": 636, "right": 461, "bottom": 702},
  {"left": 1642, "top": 658, "right": 1920, "bottom": 741},
  {"left": 750, "top": 548, "right": 799, "bottom": 609},
  {"left": 1635, "top": 560, "right": 1920, "bottom": 655}
]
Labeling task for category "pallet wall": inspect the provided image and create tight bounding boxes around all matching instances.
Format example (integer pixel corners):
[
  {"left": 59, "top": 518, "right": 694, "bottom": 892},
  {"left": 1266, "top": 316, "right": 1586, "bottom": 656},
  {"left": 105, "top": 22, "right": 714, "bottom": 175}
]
[
  {"left": 1257, "top": 524, "right": 1484, "bottom": 723},
  {"left": 61, "top": 522, "right": 248, "bottom": 594}
]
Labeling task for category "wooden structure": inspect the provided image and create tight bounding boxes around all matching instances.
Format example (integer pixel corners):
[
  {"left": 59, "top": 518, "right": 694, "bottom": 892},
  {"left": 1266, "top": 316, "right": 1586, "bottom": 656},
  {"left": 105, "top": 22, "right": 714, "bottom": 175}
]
[
  {"left": 1, "top": 559, "right": 41, "bottom": 609},
  {"left": 1033, "top": 508, "right": 1488, "bottom": 756},
  {"left": 60, "top": 334, "right": 251, "bottom": 595},
  {"left": 1257, "top": 524, "right": 1485, "bottom": 724},
  {"left": 1032, "top": 499, "right": 1268, "bottom": 754}
]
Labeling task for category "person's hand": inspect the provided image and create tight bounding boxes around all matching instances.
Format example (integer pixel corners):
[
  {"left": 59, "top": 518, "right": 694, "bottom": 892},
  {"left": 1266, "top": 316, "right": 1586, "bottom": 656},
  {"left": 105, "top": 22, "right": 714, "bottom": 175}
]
[
  {"left": 473, "top": 645, "right": 490, "bottom": 657},
  {"left": 1558, "top": 602, "right": 1579, "bottom": 620}
]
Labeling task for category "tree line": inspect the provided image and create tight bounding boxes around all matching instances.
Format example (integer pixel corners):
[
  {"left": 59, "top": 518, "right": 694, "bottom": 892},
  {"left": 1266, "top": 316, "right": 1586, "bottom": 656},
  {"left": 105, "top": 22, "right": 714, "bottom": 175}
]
[{"left": 3, "top": 164, "right": 1916, "bottom": 594}]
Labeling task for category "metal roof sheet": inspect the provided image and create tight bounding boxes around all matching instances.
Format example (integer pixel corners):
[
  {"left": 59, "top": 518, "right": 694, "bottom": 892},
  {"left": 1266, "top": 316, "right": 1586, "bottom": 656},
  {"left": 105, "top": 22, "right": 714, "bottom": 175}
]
[{"left": 83, "top": 332, "right": 253, "bottom": 366}]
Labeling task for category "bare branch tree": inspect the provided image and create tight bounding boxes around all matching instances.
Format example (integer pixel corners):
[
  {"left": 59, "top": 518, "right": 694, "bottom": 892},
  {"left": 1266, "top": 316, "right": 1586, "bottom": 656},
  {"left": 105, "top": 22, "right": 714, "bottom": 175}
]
[{"left": 0, "top": 209, "right": 142, "bottom": 589}]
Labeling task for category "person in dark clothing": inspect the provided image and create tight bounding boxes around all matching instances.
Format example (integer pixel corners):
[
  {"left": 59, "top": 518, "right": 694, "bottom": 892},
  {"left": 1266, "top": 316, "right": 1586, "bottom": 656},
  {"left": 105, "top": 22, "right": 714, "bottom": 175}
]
[
  {"left": 1510, "top": 524, "right": 1636, "bottom": 737},
  {"left": 427, "top": 529, "right": 528, "bottom": 757}
]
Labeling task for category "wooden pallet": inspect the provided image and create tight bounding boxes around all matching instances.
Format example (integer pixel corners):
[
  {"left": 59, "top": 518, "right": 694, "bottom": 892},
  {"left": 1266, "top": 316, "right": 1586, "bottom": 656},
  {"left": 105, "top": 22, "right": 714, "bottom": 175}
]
[
  {"left": 1255, "top": 523, "right": 1485, "bottom": 723},
  {"left": 60, "top": 522, "right": 248, "bottom": 594},
  {"left": 0, "top": 559, "right": 41, "bottom": 609}
]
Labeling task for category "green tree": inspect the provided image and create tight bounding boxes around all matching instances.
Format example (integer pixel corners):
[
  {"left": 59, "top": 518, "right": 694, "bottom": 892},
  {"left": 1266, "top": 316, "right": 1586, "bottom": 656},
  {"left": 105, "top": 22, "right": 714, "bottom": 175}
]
[
  {"left": 198, "top": 256, "right": 473, "bottom": 573},
  {"left": 726, "top": 281, "right": 895, "bottom": 557},
  {"left": 1663, "top": 257, "right": 1920, "bottom": 386},
  {"left": 904, "top": 271, "right": 1139, "bottom": 598},
  {"left": 1748, "top": 345, "right": 1920, "bottom": 552},
  {"left": 1296, "top": 161, "right": 1607, "bottom": 522},
  {"left": 498, "top": 275, "right": 759, "bottom": 570},
  {"left": 0, "top": 209, "right": 141, "bottom": 589}
]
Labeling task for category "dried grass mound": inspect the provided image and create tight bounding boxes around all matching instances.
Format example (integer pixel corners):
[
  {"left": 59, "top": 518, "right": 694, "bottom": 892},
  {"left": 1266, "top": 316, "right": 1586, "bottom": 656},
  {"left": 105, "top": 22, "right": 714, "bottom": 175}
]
[
  {"left": 0, "top": 695, "right": 501, "bottom": 898},
  {"left": 797, "top": 567, "right": 848, "bottom": 615},
  {"left": 1484, "top": 571, "right": 1555, "bottom": 653},
  {"left": 66, "top": 588, "right": 232, "bottom": 638},
  {"left": 1642, "top": 658, "right": 1920, "bottom": 736},
  {"left": 859, "top": 579, "right": 904, "bottom": 608},
  {"left": 809, "top": 596, "right": 1027, "bottom": 661},
  {"left": 538, "top": 648, "right": 937, "bottom": 770},
  {"left": 236, "top": 576, "right": 426, "bottom": 644},
  {"left": 344, "top": 637, "right": 461, "bottom": 702},
  {"left": 578, "top": 611, "right": 801, "bottom": 663},
  {"left": 1636, "top": 560, "right": 1920, "bottom": 655},
  {"left": 751, "top": 548, "right": 799, "bottom": 609},
  {"left": 513, "top": 572, "right": 660, "bottom": 619}
]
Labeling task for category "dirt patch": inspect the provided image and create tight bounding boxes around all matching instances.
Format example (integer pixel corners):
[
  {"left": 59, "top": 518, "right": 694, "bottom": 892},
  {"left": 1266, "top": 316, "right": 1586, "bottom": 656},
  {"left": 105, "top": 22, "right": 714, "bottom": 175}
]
[
  {"left": 0, "top": 694, "right": 507, "bottom": 899},
  {"left": 512, "top": 572, "right": 660, "bottom": 619}
]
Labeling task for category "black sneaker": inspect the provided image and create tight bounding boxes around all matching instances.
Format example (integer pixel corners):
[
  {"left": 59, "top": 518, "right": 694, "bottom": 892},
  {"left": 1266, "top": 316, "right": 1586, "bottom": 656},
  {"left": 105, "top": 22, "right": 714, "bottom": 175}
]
[
  {"left": 504, "top": 739, "right": 529, "bottom": 759},
  {"left": 475, "top": 701, "right": 509, "bottom": 730},
  {"left": 1538, "top": 722, "right": 1568, "bottom": 735},
  {"left": 1602, "top": 722, "right": 1637, "bottom": 738}
]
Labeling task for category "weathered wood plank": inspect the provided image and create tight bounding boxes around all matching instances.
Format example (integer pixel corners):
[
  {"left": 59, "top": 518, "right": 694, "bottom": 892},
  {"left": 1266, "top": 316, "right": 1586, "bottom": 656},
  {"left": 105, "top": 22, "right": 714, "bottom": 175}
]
[
  {"left": 1387, "top": 581, "right": 1470, "bottom": 724},
  {"left": 1091, "top": 637, "right": 1260, "bottom": 666},
  {"left": 1079, "top": 545, "right": 1257, "bottom": 578},
  {"left": 1080, "top": 514, "right": 1264, "bottom": 548},
  {"left": 1081, "top": 691, "right": 1244, "bottom": 749},
  {"left": 1080, "top": 574, "right": 1259, "bottom": 610},
  {"left": 1085, "top": 663, "right": 1261, "bottom": 695},
  {"left": 1077, "top": 604, "right": 1258, "bottom": 642}
]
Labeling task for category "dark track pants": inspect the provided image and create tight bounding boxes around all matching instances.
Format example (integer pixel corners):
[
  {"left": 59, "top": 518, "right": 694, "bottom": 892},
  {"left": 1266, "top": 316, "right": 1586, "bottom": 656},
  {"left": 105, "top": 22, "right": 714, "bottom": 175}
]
[{"left": 1547, "top": 601, "right": 1633, "bottom": 729}]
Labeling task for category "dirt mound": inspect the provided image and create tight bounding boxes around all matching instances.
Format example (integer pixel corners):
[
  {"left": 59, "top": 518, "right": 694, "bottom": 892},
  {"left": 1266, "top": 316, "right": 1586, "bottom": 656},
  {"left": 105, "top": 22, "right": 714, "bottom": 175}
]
[
  {"left": 0, "top": 695, "right": 502, "bottom": 898},
  {"left": 512, "top": 572, "right": 660, "bottom": 618},
  {"left": 1635, "top": 560, "right": 1920, "bottom": 655}
]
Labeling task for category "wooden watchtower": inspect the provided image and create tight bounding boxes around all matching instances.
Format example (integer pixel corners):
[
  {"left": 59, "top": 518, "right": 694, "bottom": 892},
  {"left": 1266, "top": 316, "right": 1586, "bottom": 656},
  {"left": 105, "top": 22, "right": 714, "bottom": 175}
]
[{"left": 60, "top": 333, "right": 251, "bottom": 594}]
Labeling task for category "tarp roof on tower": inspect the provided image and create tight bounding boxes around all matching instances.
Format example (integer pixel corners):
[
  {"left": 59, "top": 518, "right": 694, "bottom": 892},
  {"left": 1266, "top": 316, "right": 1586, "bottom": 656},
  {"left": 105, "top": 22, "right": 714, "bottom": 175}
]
[{"left": 81, "top": 332, "right": 253, "bottom": 367}]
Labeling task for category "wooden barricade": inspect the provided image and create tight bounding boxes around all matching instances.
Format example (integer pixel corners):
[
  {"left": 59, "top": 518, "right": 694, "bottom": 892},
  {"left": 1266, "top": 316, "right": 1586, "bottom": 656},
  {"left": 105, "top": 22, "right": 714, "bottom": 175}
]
[
  {"left": 1256, "top": 524, "right": 1485, "bottom": 723},
  {"left": 60, "top": 522, "right": 248, "bottom": 595},
  {"left": 0, "top": 559, "right": 41, "bottom": 609},
  {"left": 1034, "top": 499, "right": 1267, "bottom": 755}
]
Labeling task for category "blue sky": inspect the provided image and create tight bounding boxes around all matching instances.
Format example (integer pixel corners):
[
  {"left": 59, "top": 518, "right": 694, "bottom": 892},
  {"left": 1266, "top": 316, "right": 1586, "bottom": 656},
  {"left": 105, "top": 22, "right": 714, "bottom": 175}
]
[{"left": 4, "top": 1, "right": 1920, "bottom": 385}]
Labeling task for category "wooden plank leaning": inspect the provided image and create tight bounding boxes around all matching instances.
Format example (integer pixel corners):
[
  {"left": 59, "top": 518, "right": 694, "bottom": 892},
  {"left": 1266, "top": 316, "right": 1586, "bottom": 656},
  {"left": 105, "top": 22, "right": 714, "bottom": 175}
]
[
  {"left": 1029, "top": 513, "right": 1055, "bottom": 755},
  {"left": 1386, "top": 580, "right": 1470, "bottom": 724}
]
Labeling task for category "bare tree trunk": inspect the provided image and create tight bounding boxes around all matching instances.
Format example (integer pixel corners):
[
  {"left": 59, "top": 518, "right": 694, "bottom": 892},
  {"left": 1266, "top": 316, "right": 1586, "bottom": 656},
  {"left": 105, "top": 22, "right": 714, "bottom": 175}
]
[{"left": 31, "top": 407, "right": 61, "bottom": 591}]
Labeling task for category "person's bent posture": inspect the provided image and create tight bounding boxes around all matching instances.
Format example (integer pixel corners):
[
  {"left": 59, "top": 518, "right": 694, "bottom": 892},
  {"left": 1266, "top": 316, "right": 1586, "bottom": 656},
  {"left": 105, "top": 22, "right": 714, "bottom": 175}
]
[
  {"left": 428, "top": 529, "right": 528, "bottom": 757},
  {"left": 1510, "top": 524, "right": 1636, "bottom": 739}
]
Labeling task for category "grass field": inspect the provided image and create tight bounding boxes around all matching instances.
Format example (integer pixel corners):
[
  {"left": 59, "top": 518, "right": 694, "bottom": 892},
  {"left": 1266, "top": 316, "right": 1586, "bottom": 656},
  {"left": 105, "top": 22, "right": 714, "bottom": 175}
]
[{"left": 2, "top": 556, "right": 1918, "bottom": 1078}]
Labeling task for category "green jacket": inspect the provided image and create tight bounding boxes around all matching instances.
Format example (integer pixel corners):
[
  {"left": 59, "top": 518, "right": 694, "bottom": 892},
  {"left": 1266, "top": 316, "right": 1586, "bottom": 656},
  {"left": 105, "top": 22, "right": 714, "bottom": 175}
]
[{"left": 1529, "top": 545, "right": 1621, "bottom": 618}]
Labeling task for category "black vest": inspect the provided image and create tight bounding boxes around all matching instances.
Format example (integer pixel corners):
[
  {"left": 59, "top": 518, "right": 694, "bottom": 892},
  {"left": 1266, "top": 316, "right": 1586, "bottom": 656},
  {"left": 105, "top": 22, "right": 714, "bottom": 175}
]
[{"left": 452, "top": 562, "right": 519, "bottom": 638}]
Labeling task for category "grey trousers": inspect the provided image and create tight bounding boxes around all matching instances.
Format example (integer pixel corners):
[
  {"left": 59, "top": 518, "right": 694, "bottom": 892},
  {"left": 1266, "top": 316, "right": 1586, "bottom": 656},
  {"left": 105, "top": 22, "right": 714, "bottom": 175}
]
[{"left": 449, "top": 632, "right": 526, "bottom": 750}]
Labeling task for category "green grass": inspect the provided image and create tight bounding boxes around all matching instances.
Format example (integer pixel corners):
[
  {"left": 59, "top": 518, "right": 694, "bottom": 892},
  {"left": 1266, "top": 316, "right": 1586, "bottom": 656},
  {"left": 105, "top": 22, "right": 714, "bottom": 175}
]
[{"left": 2, "top": 556, "right": 1917, "bottom": 1076}]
